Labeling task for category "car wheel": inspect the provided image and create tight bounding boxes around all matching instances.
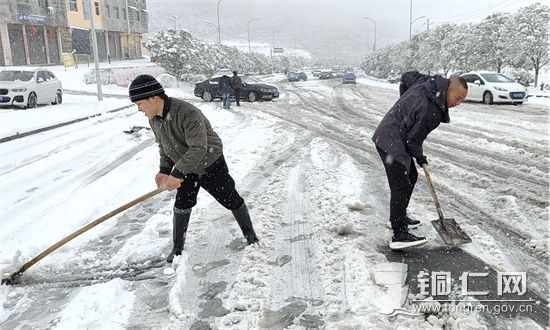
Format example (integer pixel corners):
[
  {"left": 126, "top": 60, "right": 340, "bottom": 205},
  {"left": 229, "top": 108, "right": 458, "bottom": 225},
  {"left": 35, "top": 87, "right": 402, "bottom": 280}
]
[
  {"left": 203, "top": 91, "right": 213, "bottom": 102},
  {"left": 53, "top": 90, "right": 62, "bottom": 105},
  {"left": 26, "top": 92, "right": 37, "bottom": 109},
  {"left": 247, "top": 91, "right": 258, "bottom": 102},
  {"left": 483, "top": 91, "right": 493, "bottom": 105}
]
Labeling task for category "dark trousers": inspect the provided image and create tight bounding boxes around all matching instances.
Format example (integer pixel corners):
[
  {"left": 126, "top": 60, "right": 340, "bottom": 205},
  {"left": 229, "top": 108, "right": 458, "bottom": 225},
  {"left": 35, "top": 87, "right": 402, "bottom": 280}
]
[
  {"left": 174, "top": 155, "right": 244, "bottom": 210},
  {"left": 376, "top": 147, "right": 418, "bottom": 234},
  {"left": 234, "top": 89, "right": 241, "bottom": 106}
]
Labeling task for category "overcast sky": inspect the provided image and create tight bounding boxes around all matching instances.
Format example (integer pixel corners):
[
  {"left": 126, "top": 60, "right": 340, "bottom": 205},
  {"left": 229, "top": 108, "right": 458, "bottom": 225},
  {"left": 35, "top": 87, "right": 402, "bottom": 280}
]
[{"left": 148, "top": 0, "right": 543, "bottom": 60}]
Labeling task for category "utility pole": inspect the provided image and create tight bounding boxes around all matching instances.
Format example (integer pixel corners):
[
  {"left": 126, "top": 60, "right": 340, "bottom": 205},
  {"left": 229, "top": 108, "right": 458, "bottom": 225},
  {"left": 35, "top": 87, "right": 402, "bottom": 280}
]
[
  {"left": 217, "top": 0, "right": 222, "bottom": 44},
  {"left": 125, "top": 0, "right": 131, "bottom": 57},
  {"left": 89, "top": 0, "right": 103, "bottom": 100},
  {"left": 247, "top": 17, "right": 260, "bottom": 53},
  {"left": 361, "top": 17, "right": 377, "bottom": 52},
  {"left": 409, "top": 0, "right": 413, "bottom": 40},
  {"left": 103, "top": 2, "right": 111, "bottom": 64}
]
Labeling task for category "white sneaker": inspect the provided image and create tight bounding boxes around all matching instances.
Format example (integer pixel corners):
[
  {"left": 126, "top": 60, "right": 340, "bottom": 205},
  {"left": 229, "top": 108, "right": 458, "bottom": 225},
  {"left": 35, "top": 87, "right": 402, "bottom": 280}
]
[{"left": 389, "top": 232, "right": 427, "bottom": 250}]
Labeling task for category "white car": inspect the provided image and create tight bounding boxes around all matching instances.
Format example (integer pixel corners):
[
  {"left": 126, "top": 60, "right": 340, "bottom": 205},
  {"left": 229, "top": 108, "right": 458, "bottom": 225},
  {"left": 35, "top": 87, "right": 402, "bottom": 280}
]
[
  {"left": 0, "top": 67, "right": 63, "bottom": 109},
  {"left": 461, "top": 71, "right": 527, "bottom": 105}
]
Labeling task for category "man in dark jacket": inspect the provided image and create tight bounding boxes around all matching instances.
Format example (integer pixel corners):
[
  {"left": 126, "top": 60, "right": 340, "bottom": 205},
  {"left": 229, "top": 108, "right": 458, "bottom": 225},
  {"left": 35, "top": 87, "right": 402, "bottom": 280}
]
[
  {"left": 231, "top": 71, "right": 242, "bottom": 106},
  {"left": 129, "top": 75, "right": 259, "bottom": 262},
  {"left": 218, "top": 75, "right": 232, "bottom": 109},
  {"left": 372, "top": 71, "right": 468, "bottom": 250}
]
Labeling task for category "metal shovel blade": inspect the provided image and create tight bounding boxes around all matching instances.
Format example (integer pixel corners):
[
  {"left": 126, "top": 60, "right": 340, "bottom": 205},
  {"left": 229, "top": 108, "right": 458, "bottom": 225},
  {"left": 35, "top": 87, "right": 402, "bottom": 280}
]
[{"left": 431, "top": 218, "right": 472, "bottom": 246}]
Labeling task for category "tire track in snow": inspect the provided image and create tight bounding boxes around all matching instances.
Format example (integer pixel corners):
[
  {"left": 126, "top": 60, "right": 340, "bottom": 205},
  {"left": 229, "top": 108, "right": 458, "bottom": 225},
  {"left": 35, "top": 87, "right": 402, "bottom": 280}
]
[{"left": 266, "top": 164, "right": 324, "bottom": 313}]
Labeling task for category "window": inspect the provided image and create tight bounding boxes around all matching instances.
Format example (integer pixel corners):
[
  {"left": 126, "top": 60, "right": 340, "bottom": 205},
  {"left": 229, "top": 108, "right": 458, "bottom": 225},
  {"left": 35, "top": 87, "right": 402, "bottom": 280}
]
[
  {"left": 38, "top": 0, "right": 49, "bottom": 8},
  {"left": 471, "top": 75, "right": 482, "bottom": 84},
  {"left": 44, "top": 71, "right": 55, "bottom": 81},
  {"left": 136, "top": 11, "right": 140, "bottom": 21},
  {"left": 69, "top": 0, "right": 77, "bottom": 12},
  {"left": 105, "top": 4, "right": 110, "bottom": 17},
  {"left": 122, "top": 8, "right": 126, "bottom": 20},
  {"left": 37, "top": 71, "right": 47, "bottom": 83},
  {"left": 94, "top": 2, "right": 99, "bottom": 15},
  {"left": 114, "top": 7, "right": 119, "bottom": 19},
  {"left": 462, "top": 74, "right": 479, "bottom": 84},
  {"left": 83, "top": 0, "right": 91, "bottom": 20}
]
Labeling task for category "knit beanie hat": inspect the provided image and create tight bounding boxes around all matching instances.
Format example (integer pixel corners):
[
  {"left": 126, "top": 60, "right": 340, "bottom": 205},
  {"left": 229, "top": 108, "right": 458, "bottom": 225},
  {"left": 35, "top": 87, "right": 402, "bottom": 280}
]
[{"left": 128, "top": 74, "right": 165, "bottom": 102}]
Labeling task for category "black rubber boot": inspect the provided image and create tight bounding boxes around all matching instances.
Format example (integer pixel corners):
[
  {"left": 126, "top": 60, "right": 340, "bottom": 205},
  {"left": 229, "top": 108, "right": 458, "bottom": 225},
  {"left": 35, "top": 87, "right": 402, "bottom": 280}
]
[
  {"left": 232, "top": 202, "right": 259, "bottom": 244},
  {"left": 167, "top": 207, "right": 191, "bottom": 263}
]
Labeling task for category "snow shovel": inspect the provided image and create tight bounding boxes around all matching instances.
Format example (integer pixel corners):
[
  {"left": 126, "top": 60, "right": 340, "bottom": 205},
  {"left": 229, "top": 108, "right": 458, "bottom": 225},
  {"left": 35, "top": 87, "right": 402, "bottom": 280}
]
[
  {"left": 1, "top": 188, "right": 164, "bottom": 285},
  {"left": 422, "top": 164, "right": 472, "bottom": 246}
]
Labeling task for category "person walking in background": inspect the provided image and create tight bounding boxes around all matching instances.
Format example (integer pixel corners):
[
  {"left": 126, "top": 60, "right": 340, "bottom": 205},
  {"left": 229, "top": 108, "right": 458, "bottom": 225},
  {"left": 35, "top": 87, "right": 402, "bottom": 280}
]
[
  {"left": 231, "top": 71, "right": 243, "bottom": 106},
  {"left": 128, "top": 75, "right": 259, "bottom": 263},
  {"left": 218, "top": 75, "right": 232, "bottom": 109},
  {"left": 372, "top": 71, "right": 468, "bottom": 250}
]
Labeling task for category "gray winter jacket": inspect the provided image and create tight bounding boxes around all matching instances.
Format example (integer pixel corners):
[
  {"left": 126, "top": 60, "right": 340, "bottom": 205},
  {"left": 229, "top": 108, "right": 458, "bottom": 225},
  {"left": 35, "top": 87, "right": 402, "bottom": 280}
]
[
  {"left": 372, "top": 71, "right": 450, "bottom": 170},
  {"left": 149, "top": 97, "right": 223, "bottom": 178}
]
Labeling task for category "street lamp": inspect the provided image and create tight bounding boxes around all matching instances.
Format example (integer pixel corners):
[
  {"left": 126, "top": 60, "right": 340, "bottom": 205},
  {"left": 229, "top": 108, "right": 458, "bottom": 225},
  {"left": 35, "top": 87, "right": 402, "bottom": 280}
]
[
  {"left": 247, "top": 17, "right": 260, "bottom": 53},
  {"left": 361, "top": 16, "right": 377, "bottom": 52},
  {"left": 89, "top": 0, "right": 103, "bottom": 100},
  {"left": 216, "top": 0, "right": 222, "bottom": 44},
  {"left": 410, "top": 15, "right": 427, "bottom": 38},
  {"left": 170, "top": 15, "right": 177, "bottom": 30},
  {"left": 202, "top": 18, "right": 218, "bottom": 41},
  {"left": 165, "top": 15, "right": 177, "bottom": 30},
  {"left": 271, "top": 28, "right": 282, "bottom": 73},
  {"left": 363, "top": 30, "right": 370, "bottom": 54}
]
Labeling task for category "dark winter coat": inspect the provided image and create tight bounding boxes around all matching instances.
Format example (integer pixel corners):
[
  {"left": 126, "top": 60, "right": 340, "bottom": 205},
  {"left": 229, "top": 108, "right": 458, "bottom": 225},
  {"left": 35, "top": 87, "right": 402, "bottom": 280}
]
[
  {"left": 149, "top": 96, "right": 223, "bottom": 178},
  {"left": 231, "top": 75, "right": 242, "bottom": 90},
  {"left": 218, "top": 75, "right": 232, "bottom": 94},
  {"left": 372, "top": 71, "right": 451, "bottom": 171}
]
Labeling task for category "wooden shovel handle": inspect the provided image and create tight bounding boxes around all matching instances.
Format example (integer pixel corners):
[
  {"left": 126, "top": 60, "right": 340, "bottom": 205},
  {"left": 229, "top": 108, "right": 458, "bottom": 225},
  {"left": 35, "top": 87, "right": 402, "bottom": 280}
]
[
  {"left": 2, "top": 188, "right": 164, "bottom": 284},
  {"left": 422, "top": 164, "right": 446, "bottom": 222}
]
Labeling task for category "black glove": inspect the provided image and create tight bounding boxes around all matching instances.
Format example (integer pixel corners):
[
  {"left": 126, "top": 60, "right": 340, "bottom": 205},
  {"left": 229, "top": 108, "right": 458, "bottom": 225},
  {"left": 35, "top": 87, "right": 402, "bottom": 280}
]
[{"left": 416, "top": 155, "right": 428, "bottom": 167}]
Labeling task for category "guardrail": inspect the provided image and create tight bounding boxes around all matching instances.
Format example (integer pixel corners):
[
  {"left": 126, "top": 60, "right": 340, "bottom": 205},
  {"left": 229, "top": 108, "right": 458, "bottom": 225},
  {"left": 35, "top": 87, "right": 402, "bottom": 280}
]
[{"left": 0, "top": 104, "right": 134, "bottom": 144}]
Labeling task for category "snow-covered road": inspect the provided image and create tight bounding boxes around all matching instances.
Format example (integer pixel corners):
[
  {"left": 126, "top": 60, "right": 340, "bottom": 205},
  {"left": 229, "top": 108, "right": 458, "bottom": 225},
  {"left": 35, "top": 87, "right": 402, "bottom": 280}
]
[{"left": 0, "top": 74, "right": 548, "bottom": 329}]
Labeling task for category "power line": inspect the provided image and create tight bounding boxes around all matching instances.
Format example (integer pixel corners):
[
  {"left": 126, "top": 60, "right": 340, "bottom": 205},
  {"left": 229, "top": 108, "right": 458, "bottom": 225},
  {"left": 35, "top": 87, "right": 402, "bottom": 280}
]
[{"left": 430, "top": 0, "right": 518, "bottom": 22}]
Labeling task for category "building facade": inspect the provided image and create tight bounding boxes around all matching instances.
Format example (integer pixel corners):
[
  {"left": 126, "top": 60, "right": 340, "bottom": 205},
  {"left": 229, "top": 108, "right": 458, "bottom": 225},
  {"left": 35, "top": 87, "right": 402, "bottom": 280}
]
[{"left": 0, "top": 0, "right": 148, "bottom": 66}]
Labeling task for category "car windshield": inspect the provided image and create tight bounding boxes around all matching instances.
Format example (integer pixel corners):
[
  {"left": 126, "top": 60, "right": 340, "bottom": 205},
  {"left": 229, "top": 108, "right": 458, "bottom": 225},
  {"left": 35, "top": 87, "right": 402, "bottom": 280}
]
[
  {"left": 242, "top": 76, "right": 259, "bottom": 84},
  {"left": 480, "top": 73, "right": 513, "bottom": 83},
  {"left": 0, "top": 70, "right": 34, "bottom": 81}
]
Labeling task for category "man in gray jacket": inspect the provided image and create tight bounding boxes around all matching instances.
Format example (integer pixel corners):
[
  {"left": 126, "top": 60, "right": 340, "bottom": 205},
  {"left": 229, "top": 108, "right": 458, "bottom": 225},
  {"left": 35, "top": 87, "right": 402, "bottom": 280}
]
[
  {"left": 129, "top": 75, "right": 259, "bottom": 262},
  {"left": 372, "top": 71, "right": 467, "bottom": 250}
]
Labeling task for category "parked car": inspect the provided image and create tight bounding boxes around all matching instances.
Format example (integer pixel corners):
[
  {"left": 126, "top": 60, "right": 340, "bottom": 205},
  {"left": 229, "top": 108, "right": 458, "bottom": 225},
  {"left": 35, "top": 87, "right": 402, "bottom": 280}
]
[
  {"left": 387, "top": 73, "right": 401, "bottom": 83},
  {"left": 331, "top": 66, "right": 344, "bottom": 77},
  {"left": 319, "top": 70, "right": 334, "bottom": 80},
  {"left": 343, "top": 72, "right": 356, "bottom": 84},
  {"left": 194, "top": 75, "right": 279, "bottom": 102},
  {"left": 312, "top": 67, "right": 322, "bottom": 77},
  {"left": 0, "top": 67, "right": 63, "bottom": 109},
  {"left": 461, "top": 71, "right": 527, "bottom": 105},
  {"left": 288, "top": 72, "right": 307, "bottom": 82}
]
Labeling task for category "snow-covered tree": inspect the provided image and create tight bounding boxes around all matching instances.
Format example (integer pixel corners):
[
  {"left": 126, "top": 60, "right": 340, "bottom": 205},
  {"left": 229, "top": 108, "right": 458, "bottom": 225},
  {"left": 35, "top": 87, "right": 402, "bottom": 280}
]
[
  {"left": 453, "top": 23, "right": 478, "bottom": 72},
  {"left": 509, "top": 3, "right": 550, "bottom": 85},
  {"left": 360, "top": 3, "right": 548, "bottom": 82},
  {"left": 475, "top": 13, "right": 513, "bottom": 73},
  {"left": 148, "top": 29, "right": 313, "bottom": 78}
]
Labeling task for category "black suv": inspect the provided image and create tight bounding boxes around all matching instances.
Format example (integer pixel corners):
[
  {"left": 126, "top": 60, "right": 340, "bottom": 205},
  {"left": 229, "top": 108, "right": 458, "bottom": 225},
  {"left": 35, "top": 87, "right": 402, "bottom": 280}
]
[{"left": 194, "top": 76, "right": 279, "bottom": 102}]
